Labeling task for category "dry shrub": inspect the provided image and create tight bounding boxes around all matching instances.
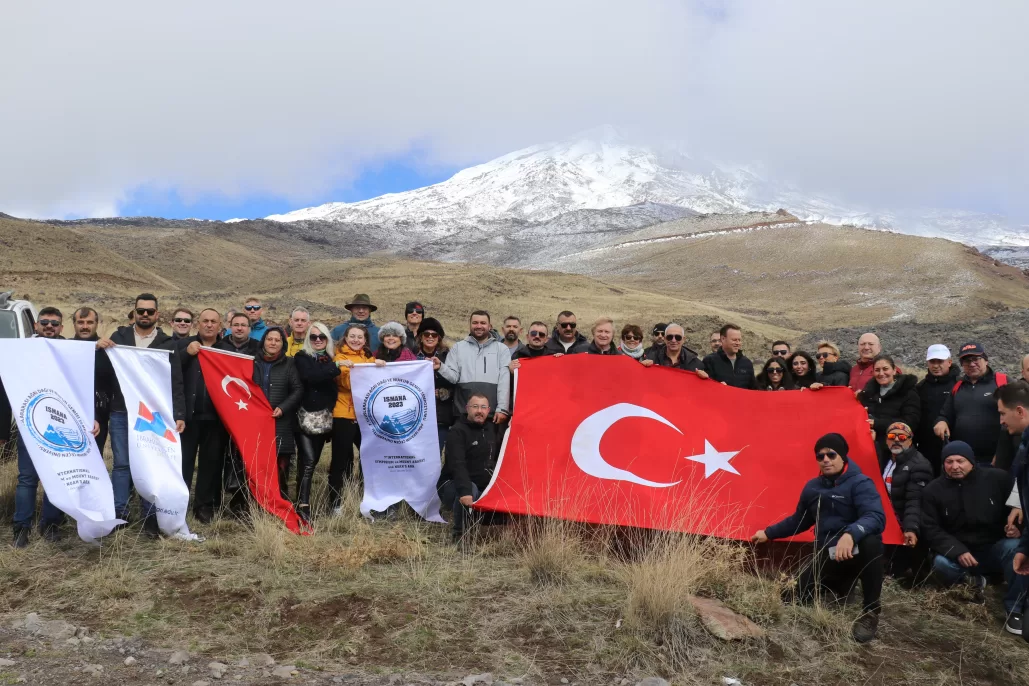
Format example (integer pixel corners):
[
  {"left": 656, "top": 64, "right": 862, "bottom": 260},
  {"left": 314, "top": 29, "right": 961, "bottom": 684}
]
[
  {"left": 516, "top": 516, "right": 587, "bottom": 586},
  {"left": 0, "top": 458, "right": 18, "bottom": 522},
  {"left": 317, "top": 526, "right": 425, "bottom": 570},
  {"left": 248, "top": 509, "right": 292, "bottom": 565}
]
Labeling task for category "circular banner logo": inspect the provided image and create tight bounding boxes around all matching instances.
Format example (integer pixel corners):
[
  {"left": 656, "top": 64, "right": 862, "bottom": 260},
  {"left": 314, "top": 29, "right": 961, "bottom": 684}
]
[
  {"left": 363, "top": 379, "right": 427, "bottom": 443},
  {"left": 22, "top": 389, "right": 90, "bottom": 455}
]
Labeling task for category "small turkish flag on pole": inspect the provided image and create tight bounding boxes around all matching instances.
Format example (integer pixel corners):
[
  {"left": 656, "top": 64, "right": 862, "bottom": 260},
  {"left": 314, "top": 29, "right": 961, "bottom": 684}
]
[
  {"left": 475, "top": 355, "right": 902, "bottom": 545},
  {"left": 198, "top": 347, "right": 307, "bottom": 534}
]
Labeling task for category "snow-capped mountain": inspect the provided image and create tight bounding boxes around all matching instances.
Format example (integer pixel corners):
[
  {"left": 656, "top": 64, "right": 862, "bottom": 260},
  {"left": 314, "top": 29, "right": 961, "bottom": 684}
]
[{"left": 267, "top": 126, "right": 1022, "bottom": 249}]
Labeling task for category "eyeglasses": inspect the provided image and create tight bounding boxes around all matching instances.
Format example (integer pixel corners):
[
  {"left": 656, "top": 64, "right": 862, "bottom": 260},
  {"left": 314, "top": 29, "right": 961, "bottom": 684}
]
[
  {"left": 559, "top": 322, "right": 576, "bottom": 329},
  {"left": 135, "top": 308, "right": 156, "bottom": 316},
  {"left": 528, "top": 331, "right": 547, "bottom": 338},
  {"left": 766, "top": 368, "right": 784, "bottom": 374},
  {"left": 421, "top": 332, "right": 440, "bottom": 339},
  {"left": 815, "top": 352, "right": 831, "bottom": 360},
  {"left": 816, "top": 451, "right": 839, "bottom": 460},
  {"left": 623, "top": 334, "right": 640, "bottom": 341},
  {"left": 38, "top": 319, "right": 61, "bottom": 327},
  {"left": 309, "top": 334, "right": 327, "bottom": 342},
  {"left": 244, "top": 305, "right": 262, "bottom": 311},
  {"left": 173, "top": 317, "right": 192, "bottom": 324},
  {"left": 772, "top": 350, "right": 789, "bottom": 356},
  {"left": 886, "top": 433, "right": 910, "bottom": 442},
  {"left": 960, "top": 356, "right": 983, "bottom": 364},
  {"left": 468, "top": 404, "right": 490, "bottom": 411},
  {"left": 665, "top": 334, "right": 683, "bottom": 341}
]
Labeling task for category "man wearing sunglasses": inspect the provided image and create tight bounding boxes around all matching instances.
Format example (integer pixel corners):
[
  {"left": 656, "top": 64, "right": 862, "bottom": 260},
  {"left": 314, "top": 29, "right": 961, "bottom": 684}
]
[
  {"left": 543, "top": 311, "right": 589, "bottom": 356},
  {"left": 921, "top": 440, "right": 1026, "bottom": 635},
  {"left": 771, "top": 341, "right": 791, "bottom": 358},
  {"left": 97, "top": 293, "right": 186, "bottom": 539},
  {"left": 243, "top": 297, "right": 268, "bottom": 342},
  {"left": 169, "top": 308, "right": 194, "bottom": 340},
  {"left": 511, "top": 322, "right": 549, "bottom": 366},
  {"left": 814, "top": 341, "right": 851, "bottom": 388},
  {"left": 880, "top": 422, "right": 934, "bottom": 580},
  {"left": 751, "top": 433, "right": 886, "bottom": 643},
  {"left": 641, "top": 324, "right": 708, "bottom": 378},
  {"left": 643, "top": 323, "right": 666, "bottom": 358},
  {"left": 33, "top": 307, "right": 65, "bottom": 339}
]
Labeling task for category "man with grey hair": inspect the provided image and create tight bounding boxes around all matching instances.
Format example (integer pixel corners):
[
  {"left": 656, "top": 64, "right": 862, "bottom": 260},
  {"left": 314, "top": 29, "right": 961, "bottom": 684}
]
[
  {"left": 641, "top": 323, "right": 708, "bottom": 376},
  {"left": 286, "top": 306, "right": 311, "bottom": 357}
]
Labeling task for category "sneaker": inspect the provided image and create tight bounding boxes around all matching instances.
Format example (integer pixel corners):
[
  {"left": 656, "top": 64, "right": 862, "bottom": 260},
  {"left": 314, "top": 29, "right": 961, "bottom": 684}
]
[
  {"left": 852, "top": 612, "right": 879, "bottom": 644},
  {"left": 966, "top": 574, "right": 988, "bottom": 604},
  {"left": 331, "top": 506, "right": 343, "bottom": 518},
  {"left": 142, "top": 514, "right": 161, "bottom": 540},
  {"left": 12, "top": 527, "right": 29, "bottom": 549},
  {"left": 1005, "top": 612, "right": 1023, "bottom": 636},
  {"left": 39, "top": 522, "right": 60, "bottom": 543}
]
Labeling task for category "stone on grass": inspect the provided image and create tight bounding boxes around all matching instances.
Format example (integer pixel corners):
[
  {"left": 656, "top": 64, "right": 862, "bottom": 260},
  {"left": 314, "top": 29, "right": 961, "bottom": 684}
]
[
  {"left": 169, "top": 650, "right": 191, "bottom": 665},
  {"left": 65, "top": 637, "right": 81, "bottom": 647},
  {"left": 208, "top": 661, "right": 228, "bottom": 679},
  {"left": 42, "top": 619, "right": 77, "bottom": 640},
  {"left": 124, "top": 656, "right": 137, "bottom": 667},
  {"left": 83, "top": 664, "right": 104, "bottom": 677},
  {"left": 687, "top": 596, "right": 765, "bottom": 641},
  {"left": 271, "top": 664, "right": 297, "bottom": 678},
  {"left": 251, "top": 653, "right": 276, "bottom": 667},
  {"left": 22, "top": 613, "right": 42, "bottom": 632},
  {"left": 0, "top": 659, "right": 15, "bottom": 667},
  {"left": 462, "top": 674, "right": 494, "bottom": 686},
  {"left": 636, "top": 679, "right": 670, "bottom": 686},
  {"left": 192, "top": 681, "right": 212, "bottom": 686}
]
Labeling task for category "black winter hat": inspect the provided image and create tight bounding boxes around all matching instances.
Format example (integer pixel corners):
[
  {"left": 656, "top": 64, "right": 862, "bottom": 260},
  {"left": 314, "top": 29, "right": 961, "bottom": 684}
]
[
  {"left": 941, "top": 440, "right": 975, "bottom": 463},
  {"left": 814, "top": 432, "right": 849, "bottom": 458},
  {"left": 416, "top": 317, "right": 445, "bottom": 339}
]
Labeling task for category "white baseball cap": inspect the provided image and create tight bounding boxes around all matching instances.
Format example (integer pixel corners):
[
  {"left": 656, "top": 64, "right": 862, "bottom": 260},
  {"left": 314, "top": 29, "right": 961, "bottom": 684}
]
[{"left": 926, "top": 344, "right": 951, "bottom": 361}]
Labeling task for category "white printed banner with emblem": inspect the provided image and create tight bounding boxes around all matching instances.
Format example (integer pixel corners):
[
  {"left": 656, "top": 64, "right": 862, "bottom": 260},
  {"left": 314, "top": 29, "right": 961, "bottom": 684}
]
[
  {"left": 351, "top": 360, "right": 445, "bottom": 522},
  {"left": 106, "top": 346, "right": 193, "bottom": 538},
  {"left": 0, "top": 339, "right": 122, "bottom": 542}
]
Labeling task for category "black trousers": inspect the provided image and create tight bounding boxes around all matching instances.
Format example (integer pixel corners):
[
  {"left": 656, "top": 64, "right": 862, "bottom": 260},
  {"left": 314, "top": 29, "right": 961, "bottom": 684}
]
[
  {"left": 329, "top": 418, "right": 360, "bottom": 509},
  {"left": 796, "top": 533, "right": 884, "bottom": 615},
  {"left": 94, "top": 409, "right": 110, "bottom": 456},
  {"left": 296, "top": 431, "right": 329, "bottom": 508},
  {"left": 188, "top": 421, "right": 228, "bottom": 514}
]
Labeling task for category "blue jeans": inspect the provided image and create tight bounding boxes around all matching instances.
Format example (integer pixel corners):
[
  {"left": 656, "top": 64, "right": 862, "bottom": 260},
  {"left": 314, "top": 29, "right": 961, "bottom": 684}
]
[
  {"left": 437, "top": 425, "right": 449, "bottom": 456},
  {"left": 932, "top": 538, "right": 1029, "bottom": 613},
  {"left": 14, "top": 435, "right": 64, "bottom": 531},
  {"left": 109, "top": 411, "right": 154, "bottom": 519}
]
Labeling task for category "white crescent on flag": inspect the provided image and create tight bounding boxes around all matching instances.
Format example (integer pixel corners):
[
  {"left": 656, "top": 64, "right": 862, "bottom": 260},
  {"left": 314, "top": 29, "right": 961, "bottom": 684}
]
[{"left": 221, "top": 375, "right": 251, "bottom": 410}]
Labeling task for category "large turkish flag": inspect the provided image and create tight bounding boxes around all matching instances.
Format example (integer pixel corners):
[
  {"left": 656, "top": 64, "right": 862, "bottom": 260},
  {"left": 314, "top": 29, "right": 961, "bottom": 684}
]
[
  {"left": 475, "top": 355, "right": 903, "bottom": 544},
  {"left": 198, "top": 348, "right": 308, "bottom": 534}
]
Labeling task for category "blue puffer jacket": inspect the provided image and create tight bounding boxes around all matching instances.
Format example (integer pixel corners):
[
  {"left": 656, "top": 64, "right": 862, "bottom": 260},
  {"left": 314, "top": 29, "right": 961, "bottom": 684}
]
[
  {"left": 330, "top": 317, "right": 380, "bottom": 353},
  {"left": 765, "top": 459, "right": 886, "bottom": 548}
]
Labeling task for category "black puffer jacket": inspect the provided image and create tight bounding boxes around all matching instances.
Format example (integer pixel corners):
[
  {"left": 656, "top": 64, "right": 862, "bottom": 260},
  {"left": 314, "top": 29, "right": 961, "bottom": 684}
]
[
  {"left": 646, "top": 345, "right": 702, "bottom": 372},
  {"left": 512, "top": 344, "right": 547, "bottom": 360},
  {"left": 586, "top": 341, "right": 622, "bottom": 355},
  {"left": 108, "top": 326, "right": 186, "bottom": 420},
  {"left": 914, "top": 366, "right": 961, "bottom": 471},
  {"left": 920, "top": 465, "right": 1014, "bottom": 559},
  {"left": 543, "top": 330, "right": 589, "bottom": 355},
  {"left": 437, "top": 417, "right": 498, "bottom": 498},
  {"left": 417, "top": 347, "right": 455, "bottom": 427},
  {"left": 293, "top": 350, "right": 341, "bottom": 412},
  {"left": 886, "top": 446, "right": 934, "bottom": 534},
  {"left": 816, "top": 360, "right": 851, "bottom": 387},
  {"left": 703, "top": 350, "right": 757, "bottom": 389},
  {"left": 936, "top": 368, "right": 1008, "bottom": 461},
  {"left": 859, "top": 374, "right": 921, "bottom": 457},
  {"left": 252, "top": 352, "right": 303, "bottom": 454}
]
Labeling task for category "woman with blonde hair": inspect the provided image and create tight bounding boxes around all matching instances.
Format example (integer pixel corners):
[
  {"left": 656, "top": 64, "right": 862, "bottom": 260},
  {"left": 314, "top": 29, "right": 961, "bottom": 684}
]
[{"left": 292, "top": 322, "right": 338, "bottom": 521}]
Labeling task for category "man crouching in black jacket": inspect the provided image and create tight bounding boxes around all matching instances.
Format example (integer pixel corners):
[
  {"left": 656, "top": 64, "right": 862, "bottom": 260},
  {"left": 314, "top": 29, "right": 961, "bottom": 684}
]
[{"left": 437, "top": 393, "right": 497, "bottom": 541}]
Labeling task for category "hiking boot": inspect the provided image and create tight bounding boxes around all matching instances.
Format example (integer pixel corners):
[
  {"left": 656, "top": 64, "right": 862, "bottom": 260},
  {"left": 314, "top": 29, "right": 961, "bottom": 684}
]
[
  {"left": 194, "top": 507, "right": 214, "bottom": 525},
  {"left": 852, "top": 612, "right": 879, "bottom": 644},
  {"left": 39, "top": 522, "right": 61, "bottom": 543},
  {"left": 295, "top": 504, "right": 311, "bottom": 524},
  {"left": 142, "top": 514, "right": 161, "bottom": 540},
  {"left": 966, "top": 574, "right": 988, "bottom": 604},
  {"left": 1005, "top": 612, "right": 1023, "bottom": 636},
  {"left": 12, "top": 527, "right": 29, "bottom": 549}
]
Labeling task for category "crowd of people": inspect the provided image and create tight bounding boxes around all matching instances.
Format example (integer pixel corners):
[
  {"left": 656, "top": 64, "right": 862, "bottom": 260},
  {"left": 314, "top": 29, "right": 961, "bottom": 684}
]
[{"left": 1, "top": 293, "right": 1028, "bottom": 647}]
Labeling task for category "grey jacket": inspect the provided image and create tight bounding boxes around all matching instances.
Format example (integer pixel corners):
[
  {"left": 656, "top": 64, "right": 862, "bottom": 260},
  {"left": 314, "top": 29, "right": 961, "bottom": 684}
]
[{"left": 439, "top": 335, "right": 512, "bottom": 417}]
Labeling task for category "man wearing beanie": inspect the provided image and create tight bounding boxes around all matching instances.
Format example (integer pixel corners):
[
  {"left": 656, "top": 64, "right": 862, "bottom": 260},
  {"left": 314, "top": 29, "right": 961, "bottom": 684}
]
[
  {"left": 751, "top": 433, "right": 887, "bottom": 643},
  {"left": 920, "top": 439, "right": 1026, "bottom": 635}
]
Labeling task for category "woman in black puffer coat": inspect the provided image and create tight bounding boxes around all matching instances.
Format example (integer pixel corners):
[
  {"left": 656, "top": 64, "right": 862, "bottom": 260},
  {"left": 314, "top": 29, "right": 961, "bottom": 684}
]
[
  {"left": 292, "top": 322, "right": 340, "bottom": 519},
  {"left": 253, "top": 327, "right": 304, "bottom": 500},
  {"left": 857, "top": 354, "right": 920, "bottom": 462}
]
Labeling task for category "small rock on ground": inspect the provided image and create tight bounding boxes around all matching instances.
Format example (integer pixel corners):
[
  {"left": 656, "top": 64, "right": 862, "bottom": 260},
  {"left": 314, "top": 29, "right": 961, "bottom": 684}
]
[
  {"left": 192, "top": 681, "right": 212, "bottom": 686},
  {"left": 169, "top": 650, "right": 190, "bottom": 665},
  {"left": 271, "top": 665, "right": 297, "bottom": 678},
  {"left": 636, "top": 679, "right": 670, "bottom": 686},
  {"left": 124, "top": 656, "right": 137, "bottom": 666},
  {"left": 251, "top": 653, "right": 276, "bottom": 667},
  {"left": 208, "top": 661, "right": 228, "bottom": 679},
  {"left": 0, "top": 659, "right": 15, "bottom": 667},
  {"left": 83, "top": 664, "right": 104, "bottom": 677},
  {"left": 462, "top": 674, "right": 494, "bottom": 686}
]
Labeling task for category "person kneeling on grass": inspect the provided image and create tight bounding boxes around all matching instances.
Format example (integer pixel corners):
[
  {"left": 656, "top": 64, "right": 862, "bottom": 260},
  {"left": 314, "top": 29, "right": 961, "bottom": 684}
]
[
  {"left": 751, "top": 433, "right": 886, "bottom": 644},
  {"left": 920, "top": 440, "right": 1027, "bottom": 636},
  {"left": 436, "top": 393, "right": 498, "bottom": 542}
]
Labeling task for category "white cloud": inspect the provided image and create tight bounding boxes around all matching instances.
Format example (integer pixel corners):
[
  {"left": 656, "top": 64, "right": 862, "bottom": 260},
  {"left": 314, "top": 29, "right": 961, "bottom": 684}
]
[{"left": 2, "top": 1, "right": 1026, "bottom": 220}]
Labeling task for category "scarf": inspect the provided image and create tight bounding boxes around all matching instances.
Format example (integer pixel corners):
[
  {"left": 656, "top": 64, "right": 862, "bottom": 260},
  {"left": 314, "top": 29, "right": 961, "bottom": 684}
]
[{"left": 620, "top": 342, "right": 644, "bottom": 360}]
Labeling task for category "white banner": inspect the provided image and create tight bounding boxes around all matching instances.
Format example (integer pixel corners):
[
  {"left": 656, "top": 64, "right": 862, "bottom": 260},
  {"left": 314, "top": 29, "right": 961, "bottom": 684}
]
[
  {"left": 0, "top": 339, "right": 121, "bottom": 542},
  {"left": 351, "top": 360, "right": 445, "bottom": 522},
  {"left": 106, "top": 346, "right": 193, "bottom": 538}
]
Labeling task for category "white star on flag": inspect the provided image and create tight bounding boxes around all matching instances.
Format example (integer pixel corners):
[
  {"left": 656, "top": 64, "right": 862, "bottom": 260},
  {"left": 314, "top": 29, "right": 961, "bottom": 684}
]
[
  {"left": 236, "top": 399, "right": 248, "bottom": 411},
  {"left": 684, "top": 440, "right": 742, "bottom": 478}
]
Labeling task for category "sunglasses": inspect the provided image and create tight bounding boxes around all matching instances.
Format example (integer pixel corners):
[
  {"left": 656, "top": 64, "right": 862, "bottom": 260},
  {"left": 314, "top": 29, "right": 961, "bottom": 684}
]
[
  {"left": 665, "top": 334, "right": 683, "bottom": 341},
  {"left": 886, "top": 433, "right": 910, "bottom": 442},
  {"left": 421, "top": 332, "right": 440, "bottom": 339},
  {"left": 772, "top": 350, "right": 788, "bottom": 356},
  {"left": 309, "top": 334, "right": 327, "bottom": 342},
  {"left": 135, "top": 308, "right": 156, "bottom": 316},
  {"left": 817, "top": 450, "right": 839, "bottom": 460},
  {"left": 623, "top": 334, "right": 640, "bottom": 341},
  {"left": 528, "top": 331, "right": 547, "bottom": 338},
  {"left": 173, "top": 317, "right": 192, "bottom": 324},
  {"left": 559, "top": 322, "right": 576, "bottom": 329},
  {"left": 815, "top": 352, "right": 831, "bottom": 359},
  {"left": 38, "top": 319, "right": 61, "bottom": 327},
  {"left": 244, "top": 305, "right": 262, "bottom": 311},
  {"left": 653, "top": 331, "right": 664, "bottom": 337},
  {"left": 766, "top": 367, "right": 784, "bottom": 374}
]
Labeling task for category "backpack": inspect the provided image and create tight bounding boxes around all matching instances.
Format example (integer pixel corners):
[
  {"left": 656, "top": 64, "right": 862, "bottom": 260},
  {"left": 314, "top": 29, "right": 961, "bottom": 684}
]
[{"left": 953, "top": 372, "right": 1007, "bottom": 394}]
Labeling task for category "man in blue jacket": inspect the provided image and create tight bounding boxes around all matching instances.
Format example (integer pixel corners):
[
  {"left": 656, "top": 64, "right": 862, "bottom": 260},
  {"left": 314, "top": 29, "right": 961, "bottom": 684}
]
[
  {"left": 751, "top": 433, "right": 886, "bottom": 643},
  {"left": 996, "top": 382, "right": 1029, "bottom": 643}
]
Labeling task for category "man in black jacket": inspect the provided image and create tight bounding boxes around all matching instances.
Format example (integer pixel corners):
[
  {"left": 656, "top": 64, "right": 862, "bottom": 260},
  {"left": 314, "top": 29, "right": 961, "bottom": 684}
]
[
  {"left": 512, "top": 322, "right": 549, "bottom": 360},
  {"left": 996, "top": 382, "right": 1029, "bottom": 645},
  {"left": 703, "top": 324, "right": 757, "bottom": 389},
  {"left": 643, "top": 323, "right": 667, "bottom": 359},
  {"left": 921, "top": 441, "right": 1026, "bottom": 635},
  {"left": 437, "top": 393, "right": 498, "bottom": 540},
  {"left": 543, "top": 311, "right": 589, "bottom": 356},
  {"left": 180, "top": 308, "right": 229, "bottom": 523},
  {"left": 218, "top": 313, "right": 260, "bottom": 355},
  {"left": 881, "top": 422, "right": 934, "bottom": 579},
  {"left": 814, "top": 341, "right": 851, "bottom": 387},
  {"left": 916, "top": 345, "right": 960, "bottom": 475},
  {"left": 933, "top": 342, "right": 1008, "bottom": 464},
  {"left": 642, "top": 324, "right": 709, "bottom": 376},
  {"left": 72, "top": 307, "right": 115, "bottom": 455},
  {"left": 97, "top": 294, "right": 186, "bottom": 539}
]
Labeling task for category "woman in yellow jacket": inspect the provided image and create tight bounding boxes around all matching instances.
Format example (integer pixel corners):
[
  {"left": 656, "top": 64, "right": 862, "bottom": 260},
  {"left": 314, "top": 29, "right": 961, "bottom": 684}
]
[{"left": 330, "top": 324, "right": 374, "bottom": 514}]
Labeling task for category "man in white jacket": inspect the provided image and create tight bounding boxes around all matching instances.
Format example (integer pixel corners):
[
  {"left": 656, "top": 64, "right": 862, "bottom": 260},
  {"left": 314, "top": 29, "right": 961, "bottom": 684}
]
[{"left": 436, "top": 310, "right": 511, "bottom": 426}]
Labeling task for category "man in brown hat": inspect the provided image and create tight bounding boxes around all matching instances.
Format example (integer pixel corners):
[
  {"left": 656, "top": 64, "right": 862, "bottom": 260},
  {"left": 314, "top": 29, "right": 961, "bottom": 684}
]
[{"left": 332, "top": 294, "right": 381, "bottom": 352}]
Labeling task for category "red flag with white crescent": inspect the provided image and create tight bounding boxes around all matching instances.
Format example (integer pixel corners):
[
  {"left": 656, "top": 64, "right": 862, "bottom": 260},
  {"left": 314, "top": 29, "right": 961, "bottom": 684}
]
[
  {"left": 474, "top": 355, "right": 902, "bottom": 544},
  {"left": 197, "top": 347, "right": 308, "bottom": 534}
]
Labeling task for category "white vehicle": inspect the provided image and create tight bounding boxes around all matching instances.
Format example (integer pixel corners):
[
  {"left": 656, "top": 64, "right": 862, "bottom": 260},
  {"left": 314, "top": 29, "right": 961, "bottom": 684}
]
[{"left": 0, "top": 291, "right": 38, "bottom": 339}]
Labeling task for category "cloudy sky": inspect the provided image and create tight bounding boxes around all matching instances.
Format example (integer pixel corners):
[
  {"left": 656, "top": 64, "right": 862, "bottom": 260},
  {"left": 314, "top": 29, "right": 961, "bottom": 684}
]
[{"left": 3, "top": 1, "right": 1027, "bottom": 222}]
